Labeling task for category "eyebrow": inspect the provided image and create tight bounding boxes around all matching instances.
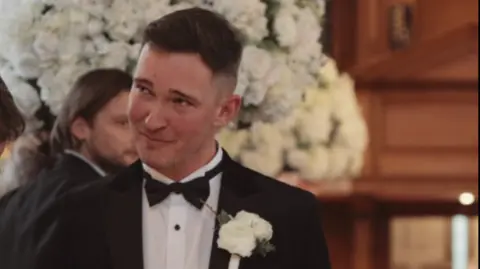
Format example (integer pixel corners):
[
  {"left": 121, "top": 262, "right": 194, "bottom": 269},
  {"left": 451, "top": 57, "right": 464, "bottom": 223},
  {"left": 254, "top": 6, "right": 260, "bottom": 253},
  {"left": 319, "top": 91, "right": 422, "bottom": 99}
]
[
  {"left": 133, "top": 78, "right": 153, "bottom": 87},
  {"left": 169, "top": 88, "right": 200, "bottom": 104}
]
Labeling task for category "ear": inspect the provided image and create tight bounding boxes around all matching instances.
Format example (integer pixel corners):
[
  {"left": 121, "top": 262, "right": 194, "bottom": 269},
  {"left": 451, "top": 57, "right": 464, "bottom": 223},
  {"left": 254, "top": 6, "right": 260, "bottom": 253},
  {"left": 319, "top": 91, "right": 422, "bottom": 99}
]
[
  {"left": 70, "top": 117, "right": 92, "bottom": 142},
  {"left": 214, "top": 94, "right": 242, "bottom": 128}
]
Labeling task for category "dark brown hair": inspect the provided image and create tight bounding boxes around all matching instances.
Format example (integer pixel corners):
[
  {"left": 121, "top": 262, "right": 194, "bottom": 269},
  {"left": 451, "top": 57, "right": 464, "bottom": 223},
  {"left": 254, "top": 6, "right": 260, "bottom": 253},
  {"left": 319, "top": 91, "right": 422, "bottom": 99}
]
[
  {"left": 142, "top": 7, "right": 243, "bottom": 89},
  {"left": 50, "top": 68, "right": 132, "bottom": 155},
  {"left": 0, "top": 75, "right": 25, "bottom": 143}
]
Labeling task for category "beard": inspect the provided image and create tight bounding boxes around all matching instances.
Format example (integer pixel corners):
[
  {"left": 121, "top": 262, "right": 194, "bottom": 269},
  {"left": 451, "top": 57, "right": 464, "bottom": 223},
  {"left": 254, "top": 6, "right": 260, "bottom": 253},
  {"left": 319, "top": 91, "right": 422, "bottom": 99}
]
[{"left": 87, "top": 145, "right": 131, "bottom": 176}]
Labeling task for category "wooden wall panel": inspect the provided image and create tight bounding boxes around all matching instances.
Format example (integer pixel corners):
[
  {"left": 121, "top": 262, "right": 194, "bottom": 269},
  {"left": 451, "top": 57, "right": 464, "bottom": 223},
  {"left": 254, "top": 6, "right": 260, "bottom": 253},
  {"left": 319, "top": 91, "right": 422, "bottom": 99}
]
[
  {"left": 419, "top": 55, "right": 478, "bottom": 82},
  {"left": 413, "top": 0, "right": 478, "bottom": 42},
  {"left": 383, "top": 103, "right": 478, "bottom": 149},
  {"left": 368, "top": 89, "right": 479, "bottom": 179},
  {"left": 356, "top": 89, "right": 375, "bottom": 176},
  {"left": 315, "top": 1, "right": 479, "bottom": 269},
  {"left": 379, "top": 152, "right": 478, "bottom": 178},
  {"left": 331, "top": 0, "right": 478, "bottom": 84},
  {"left": 320, "top": 204, "right": 354, "bottom": 269}
]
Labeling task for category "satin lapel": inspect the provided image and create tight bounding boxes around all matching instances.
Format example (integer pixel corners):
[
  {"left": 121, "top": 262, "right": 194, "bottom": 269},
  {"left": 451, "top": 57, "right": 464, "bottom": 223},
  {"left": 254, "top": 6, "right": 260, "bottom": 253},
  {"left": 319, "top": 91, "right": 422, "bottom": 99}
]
[
  {"left": 105, "top": 161, "right": 144, "bottom": 269},
  {"left": 209, "top": 154, "right": 256, "bottom": 269}
]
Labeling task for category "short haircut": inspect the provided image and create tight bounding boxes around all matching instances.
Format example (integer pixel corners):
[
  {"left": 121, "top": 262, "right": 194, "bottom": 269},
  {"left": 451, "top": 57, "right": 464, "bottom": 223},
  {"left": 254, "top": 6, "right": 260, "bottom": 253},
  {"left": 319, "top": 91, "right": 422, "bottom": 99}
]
[
  {"left": 50, "top": 68, "right": 133, "bottom": 154},
  {"left": 142, "top": 7, "right": 243, "bottom": 91},
  {"left": 0, "top": 76, "right": 25, "bottom": 143}
]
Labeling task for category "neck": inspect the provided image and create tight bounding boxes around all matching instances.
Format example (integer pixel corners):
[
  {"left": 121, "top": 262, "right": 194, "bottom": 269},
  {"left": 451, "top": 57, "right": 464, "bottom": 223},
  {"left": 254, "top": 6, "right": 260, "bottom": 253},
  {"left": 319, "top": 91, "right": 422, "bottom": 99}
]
[
  {"left": 77, "top": 146, "right": 94, "bottom": 164},
  {"left": 159, "top": 141, "right": 218, "bottom": 181}
]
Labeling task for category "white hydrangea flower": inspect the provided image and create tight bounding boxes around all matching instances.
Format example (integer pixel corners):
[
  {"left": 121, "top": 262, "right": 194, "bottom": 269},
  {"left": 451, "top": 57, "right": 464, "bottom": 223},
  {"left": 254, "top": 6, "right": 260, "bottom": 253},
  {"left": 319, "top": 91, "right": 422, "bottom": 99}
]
[
  {"left": 295, "top": 106, "right": 332, "bottom": 145},
  {"left": 319, "top": 58, "right": 340, "bottom": 86},
  {"left": 327, "top": 148, "right": 352, "bottom": 180},
  {"left": 238, "top": 46, "right": 274, "bottom": 106},
  {"left": 335, "top": 116, "right": 368, "bottom": 152},
  {"left": 286, "top": 148, "right": 310, "bottom": 170},
  {"left": 273, "top": 8, "right": 297, "bottom": 48},
  {"left": 298, "top": 147, "right": 330, "bottom": 181},
  {"left": 210, "top": 0, "right": 268, "bottom": 43},
  {"left": 331, "top": 74, "right": 361, "bottom": 119},
  {"left": 240, "top": 149, "right": 283, "bottom": 177},
  {"left": 239, "top": 122, "right": 284, "bottom": 176},
  {"left": 0, "top": 66, "right": 42, "bottom": 118},
  {"left": 216, "top": 128, "right": 249, "bottom": 159}
]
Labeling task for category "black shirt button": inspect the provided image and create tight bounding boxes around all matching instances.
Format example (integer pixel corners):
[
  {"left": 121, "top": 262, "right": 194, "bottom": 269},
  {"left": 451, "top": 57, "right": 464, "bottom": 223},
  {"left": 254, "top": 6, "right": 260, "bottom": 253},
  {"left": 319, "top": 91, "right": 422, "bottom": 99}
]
[{"left": 174, "top": 224, "right": 181, "bottom": 231}]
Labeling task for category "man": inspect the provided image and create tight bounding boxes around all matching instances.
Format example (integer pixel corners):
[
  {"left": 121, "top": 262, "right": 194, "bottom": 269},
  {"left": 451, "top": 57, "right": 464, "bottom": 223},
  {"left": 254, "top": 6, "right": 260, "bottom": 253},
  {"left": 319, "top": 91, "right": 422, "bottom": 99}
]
[
  {"left": 0, "top": 75, "right": 25, "bottom": 156},
  {"left": 1, "top": 68, "right": 137, "bottom": 194},
  {"left": 0, "top": 68, "right": 138, "bottom": 269},
  {"left": 49, "top": 68, "right": 138, "bottom": 178},
  {"left": 33, "top": 8, "right": 331, "bottom": 269}
]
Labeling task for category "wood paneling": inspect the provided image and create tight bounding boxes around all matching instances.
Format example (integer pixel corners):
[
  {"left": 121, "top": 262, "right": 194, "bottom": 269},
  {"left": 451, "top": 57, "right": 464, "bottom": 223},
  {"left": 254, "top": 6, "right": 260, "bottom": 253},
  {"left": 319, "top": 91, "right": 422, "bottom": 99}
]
[
  {"left": 384, "top": 102, "right": 478, "bottom": 149},
  {"left": 371, "top": 89, "right": 479, "bottom": 178},
  {"left": 413, "top": 0, "right": 478, "bottom": 42},
  {"left": 419, "top": 55, "right": 478, "bottom": 81},
  {"left": 379, "top": 152, "right": 478, "bottom": 177},
  {"left": 304, "top": 1, "right": 480, "bottom": 269},
  {"left": 351, "top": 24, "right": 479, "bottom": 83},
  {"left": 331, "top": 0, "right": 479, "bottom": 84}
]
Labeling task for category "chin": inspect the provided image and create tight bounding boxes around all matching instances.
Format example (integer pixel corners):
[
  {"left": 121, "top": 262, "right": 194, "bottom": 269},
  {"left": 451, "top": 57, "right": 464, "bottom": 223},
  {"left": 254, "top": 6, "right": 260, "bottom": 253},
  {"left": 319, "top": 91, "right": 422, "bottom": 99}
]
[
  {"left": 123, "top": 155, "right": 139, "bottom": 166},
  {"left": 138, "top": 147, "right": 171, "bottom": 168}
]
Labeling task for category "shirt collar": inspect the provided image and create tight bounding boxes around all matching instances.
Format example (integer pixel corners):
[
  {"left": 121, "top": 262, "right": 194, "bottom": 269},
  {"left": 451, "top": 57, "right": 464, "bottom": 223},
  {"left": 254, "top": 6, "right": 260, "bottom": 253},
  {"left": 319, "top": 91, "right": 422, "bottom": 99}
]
[
  {"left": 143, "top": 146, "right": 223, "bottom": 184},
  {"left": 64, "top": 149, "right": 107, "bottom": 177}
]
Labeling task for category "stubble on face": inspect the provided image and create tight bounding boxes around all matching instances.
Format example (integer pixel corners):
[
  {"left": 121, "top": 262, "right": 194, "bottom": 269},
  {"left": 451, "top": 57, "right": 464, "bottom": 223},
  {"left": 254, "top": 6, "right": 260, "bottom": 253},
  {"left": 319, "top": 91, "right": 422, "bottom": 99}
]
[
  {"left": 128, "top": 45, "right": 225, "bottom": 180},
  {"left": 81, "top": 92, "right": 138, "bottom": 174}
]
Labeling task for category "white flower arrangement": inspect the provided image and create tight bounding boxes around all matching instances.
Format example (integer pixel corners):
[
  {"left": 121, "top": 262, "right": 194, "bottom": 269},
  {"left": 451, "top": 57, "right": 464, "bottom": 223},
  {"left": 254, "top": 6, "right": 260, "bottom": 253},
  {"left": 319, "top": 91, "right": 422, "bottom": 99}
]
[
  {"left": 218, "top": 57, "right": 369, "bottom": 182},
  {"left": 0, "top": 0, "right": 368, "bottom": 181},
  {"left": 0, "top": 0, "right": 326, "bottom": 123}
]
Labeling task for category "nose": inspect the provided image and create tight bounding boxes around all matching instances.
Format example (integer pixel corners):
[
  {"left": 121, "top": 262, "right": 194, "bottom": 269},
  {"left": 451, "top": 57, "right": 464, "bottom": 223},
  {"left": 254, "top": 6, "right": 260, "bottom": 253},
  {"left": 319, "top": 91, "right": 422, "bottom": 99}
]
[{"left": 144, "top": 109, "right": 168, "bottom": 132}]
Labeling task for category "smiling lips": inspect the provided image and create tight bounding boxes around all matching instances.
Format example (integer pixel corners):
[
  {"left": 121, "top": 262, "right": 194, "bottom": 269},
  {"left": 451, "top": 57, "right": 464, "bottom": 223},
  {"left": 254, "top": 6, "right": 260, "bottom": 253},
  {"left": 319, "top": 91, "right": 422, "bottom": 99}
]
[{"left": 140, "top": 132, "right": 175, "bottom": 144}]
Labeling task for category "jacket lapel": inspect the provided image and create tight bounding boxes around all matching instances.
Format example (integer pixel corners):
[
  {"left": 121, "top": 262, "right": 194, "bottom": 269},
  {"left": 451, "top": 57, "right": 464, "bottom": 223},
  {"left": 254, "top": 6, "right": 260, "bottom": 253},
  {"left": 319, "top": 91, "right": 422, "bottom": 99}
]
[
  {"left": 208, "top": 154, "right": 258, "bottom": 269},
  {"left": 105, "top": 161, "right": 144, "bottom": 269}
]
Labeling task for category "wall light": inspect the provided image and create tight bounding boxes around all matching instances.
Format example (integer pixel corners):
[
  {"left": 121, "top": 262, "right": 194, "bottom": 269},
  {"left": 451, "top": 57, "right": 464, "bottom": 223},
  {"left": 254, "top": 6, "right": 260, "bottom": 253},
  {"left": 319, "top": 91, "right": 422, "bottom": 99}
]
[{"left": 458, "top": 192, "right": 475, "bottom": 206}]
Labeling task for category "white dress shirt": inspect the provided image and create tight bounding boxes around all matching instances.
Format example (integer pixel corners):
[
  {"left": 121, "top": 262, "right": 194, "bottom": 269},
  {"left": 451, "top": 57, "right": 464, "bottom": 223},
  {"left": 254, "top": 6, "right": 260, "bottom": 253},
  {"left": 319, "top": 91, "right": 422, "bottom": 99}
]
[
  {"left": 64, "top": 149, "right": 106, "bottom": 177},
  {"left": 142, "top": 149, "right": 223, "bottom": 269}
]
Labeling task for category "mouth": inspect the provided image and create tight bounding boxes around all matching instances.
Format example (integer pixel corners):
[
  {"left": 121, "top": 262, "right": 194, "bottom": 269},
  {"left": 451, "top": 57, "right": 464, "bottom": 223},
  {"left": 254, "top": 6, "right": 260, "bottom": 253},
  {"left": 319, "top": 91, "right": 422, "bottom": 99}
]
[{"left": 139, "top": 132, "right": 175, "bottom": 144}]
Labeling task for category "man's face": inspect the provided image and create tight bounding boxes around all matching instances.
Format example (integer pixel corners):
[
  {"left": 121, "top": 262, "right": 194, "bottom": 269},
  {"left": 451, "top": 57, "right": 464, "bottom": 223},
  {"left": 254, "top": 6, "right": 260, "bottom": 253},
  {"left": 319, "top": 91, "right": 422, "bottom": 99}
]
[
  {"left": 128, "top": 44, "right": 240, "bottom": 174},
  {"left": 83, "top": 91, "right": 138, "bottom": 173}
]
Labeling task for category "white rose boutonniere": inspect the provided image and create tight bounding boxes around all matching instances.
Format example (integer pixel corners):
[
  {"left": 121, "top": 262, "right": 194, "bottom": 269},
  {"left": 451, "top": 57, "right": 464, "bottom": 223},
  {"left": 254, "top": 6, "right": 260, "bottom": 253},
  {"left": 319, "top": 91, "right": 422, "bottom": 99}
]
[{"left": 216, "top": 210, "right": 275, "bottom": 269}]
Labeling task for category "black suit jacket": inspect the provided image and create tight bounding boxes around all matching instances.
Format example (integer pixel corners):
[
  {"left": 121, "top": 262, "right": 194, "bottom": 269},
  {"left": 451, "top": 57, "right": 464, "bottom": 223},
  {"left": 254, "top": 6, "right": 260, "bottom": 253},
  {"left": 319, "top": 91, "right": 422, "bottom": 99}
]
[
  {"left": 0, "top": 153, "right": 105, "bottom": 269},
  {"left": 28, "top": 154, "right": 331, "bottom": 269}
]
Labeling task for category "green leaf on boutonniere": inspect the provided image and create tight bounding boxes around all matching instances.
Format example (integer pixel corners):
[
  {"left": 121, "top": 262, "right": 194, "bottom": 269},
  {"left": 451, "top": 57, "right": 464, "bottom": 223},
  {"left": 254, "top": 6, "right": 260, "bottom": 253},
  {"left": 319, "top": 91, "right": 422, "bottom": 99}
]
[
  {"left": 217, "top": 210, "right": 233, "bottom": 226},
  {"left": 255, "top": 240, "right": 276, "bottom": 257}
]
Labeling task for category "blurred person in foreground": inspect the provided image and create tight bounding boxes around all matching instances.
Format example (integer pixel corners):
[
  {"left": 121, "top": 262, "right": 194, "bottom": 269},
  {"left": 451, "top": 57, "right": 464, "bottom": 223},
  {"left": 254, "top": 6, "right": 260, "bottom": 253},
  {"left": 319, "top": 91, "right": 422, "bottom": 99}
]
[
  {"left": 6, "top": 8, "right": 331, "bottom": 269},
  {"left": 0, "top": 68, "right": 138, "bottom": 269},
  {"left": 0, "top": 75, "right": 25, "bottom": 158}
]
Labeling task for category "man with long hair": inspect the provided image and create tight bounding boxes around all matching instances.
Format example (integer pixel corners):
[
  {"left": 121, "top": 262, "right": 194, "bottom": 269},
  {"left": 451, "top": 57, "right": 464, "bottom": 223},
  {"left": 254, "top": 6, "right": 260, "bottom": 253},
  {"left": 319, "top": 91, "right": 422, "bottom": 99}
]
[
  {"left": 1, "top": 68, "right": 137, "bottom": 193},
  {"left": 25, "top": 8, "right": 331, "bottom": 269},
  {"left": 0, "top": 68, "right": 138, "bottom": 269}
]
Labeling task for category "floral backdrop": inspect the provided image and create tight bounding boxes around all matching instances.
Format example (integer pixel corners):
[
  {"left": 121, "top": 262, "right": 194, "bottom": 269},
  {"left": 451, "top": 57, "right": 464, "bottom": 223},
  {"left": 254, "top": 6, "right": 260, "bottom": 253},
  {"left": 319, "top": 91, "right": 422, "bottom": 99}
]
[{"left": 0, "top": 0, "right": 368, "bottom": 182}]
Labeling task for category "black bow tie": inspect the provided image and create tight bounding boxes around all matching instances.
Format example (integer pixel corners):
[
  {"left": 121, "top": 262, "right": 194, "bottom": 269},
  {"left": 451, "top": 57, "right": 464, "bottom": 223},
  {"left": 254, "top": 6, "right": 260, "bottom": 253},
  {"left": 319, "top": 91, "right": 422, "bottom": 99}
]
[{"left": 144, "top": 161, "right": 223, "bottom": 209}]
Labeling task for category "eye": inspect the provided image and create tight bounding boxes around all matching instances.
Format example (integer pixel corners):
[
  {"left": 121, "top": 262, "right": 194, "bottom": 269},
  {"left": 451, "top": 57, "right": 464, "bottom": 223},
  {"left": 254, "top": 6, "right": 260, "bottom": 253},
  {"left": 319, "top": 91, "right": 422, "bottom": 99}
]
[
  {"left": 116, "top": 119, "right": 129, "bottom": 127},
  {"left": 135, "top": 85, "right": 153, "bottom": 95},
  {"left": 172, "top": 97, "right": 191, "bottom": 106}
]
